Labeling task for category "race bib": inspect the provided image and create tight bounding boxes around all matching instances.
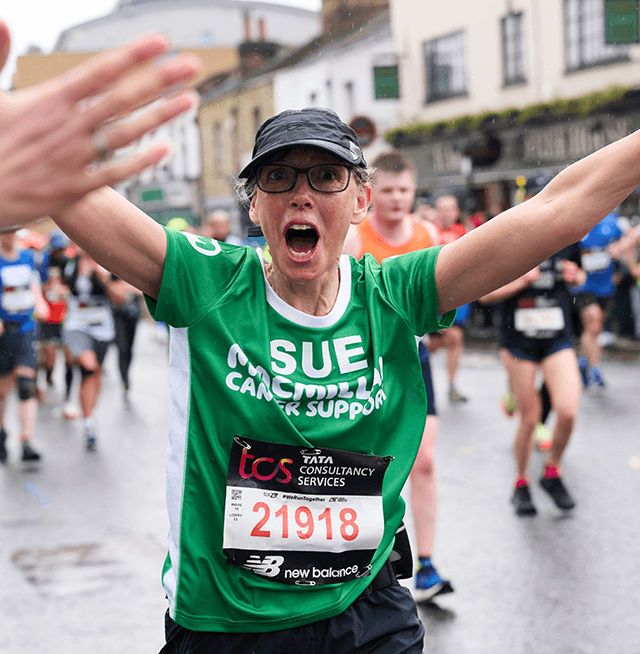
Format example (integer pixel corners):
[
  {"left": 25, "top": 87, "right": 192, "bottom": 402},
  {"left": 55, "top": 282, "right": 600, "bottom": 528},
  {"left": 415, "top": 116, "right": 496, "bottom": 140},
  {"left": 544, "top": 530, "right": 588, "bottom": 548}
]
[
  {"left": 223, "top": 436, "right": 392, "bottom": 586},
  {"left": 1, "top": 288, "right": 34, "bottom": 314},
  {"left": 581, "top": 250, "right": 611, "bottom": 272},
  {"left": 515, "top": 306, "right": 564, "bottom": 335},
  {"left": 1, "top": 265, "right": 34, "bottom": 314},
  {"left": 1, "top": 264, "right": 31, "bottom": 288}
]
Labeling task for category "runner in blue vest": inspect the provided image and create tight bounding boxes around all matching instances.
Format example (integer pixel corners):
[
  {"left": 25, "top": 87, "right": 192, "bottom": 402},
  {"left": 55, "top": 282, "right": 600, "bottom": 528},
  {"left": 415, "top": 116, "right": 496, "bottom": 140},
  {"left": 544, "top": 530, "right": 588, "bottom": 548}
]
[
  {"left": 0, "top": 230, "right": 48, "bottom": 463},
  {"left": 572, "top": 212, "right": 624, "bottom": 388}
]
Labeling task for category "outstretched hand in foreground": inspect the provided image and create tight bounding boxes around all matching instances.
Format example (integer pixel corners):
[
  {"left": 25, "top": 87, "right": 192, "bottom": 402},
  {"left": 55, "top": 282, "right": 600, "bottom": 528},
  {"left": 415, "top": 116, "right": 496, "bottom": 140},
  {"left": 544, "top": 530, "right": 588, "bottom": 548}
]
[{"left": 0, "top": 21, "right": 202, "bottom": 227}]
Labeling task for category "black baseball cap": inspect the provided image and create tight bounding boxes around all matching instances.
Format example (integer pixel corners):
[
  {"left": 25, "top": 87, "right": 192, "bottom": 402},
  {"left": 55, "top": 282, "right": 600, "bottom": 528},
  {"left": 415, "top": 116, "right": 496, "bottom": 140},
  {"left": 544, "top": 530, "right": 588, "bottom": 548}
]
[{"left": 238, "top": 108, "right": 367, "bottom": 178}]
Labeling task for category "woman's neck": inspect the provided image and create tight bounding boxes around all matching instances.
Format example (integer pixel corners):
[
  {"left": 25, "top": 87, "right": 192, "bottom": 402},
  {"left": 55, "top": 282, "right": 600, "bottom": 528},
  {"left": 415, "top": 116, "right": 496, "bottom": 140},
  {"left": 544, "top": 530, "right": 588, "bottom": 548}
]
[{"left": 264, "top": 260, "right": 341, "bottom": 317}]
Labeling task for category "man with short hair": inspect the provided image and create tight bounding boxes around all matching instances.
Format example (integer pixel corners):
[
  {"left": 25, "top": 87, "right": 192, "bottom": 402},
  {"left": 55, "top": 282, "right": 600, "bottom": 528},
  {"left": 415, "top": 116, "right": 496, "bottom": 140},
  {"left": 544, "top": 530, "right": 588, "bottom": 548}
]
[
  {"left": 343, "top": 150, "right": 453, "bottom": 602},
  {"left": 201, "top": 209, "right": 244, "bottom": 246}
]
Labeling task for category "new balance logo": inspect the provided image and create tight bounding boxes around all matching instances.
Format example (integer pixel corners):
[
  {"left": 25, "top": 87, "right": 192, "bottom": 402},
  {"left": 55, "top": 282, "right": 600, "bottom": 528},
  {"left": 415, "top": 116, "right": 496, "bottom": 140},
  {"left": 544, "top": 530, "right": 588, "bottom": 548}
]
[{"left": 242, "top": 555, "right": 285, "bottom": 577}]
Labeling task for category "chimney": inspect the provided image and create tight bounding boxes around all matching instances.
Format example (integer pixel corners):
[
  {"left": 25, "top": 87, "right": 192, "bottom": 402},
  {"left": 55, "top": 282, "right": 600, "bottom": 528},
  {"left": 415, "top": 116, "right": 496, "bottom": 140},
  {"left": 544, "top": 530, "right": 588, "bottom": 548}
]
[
  {"left": 238, "top": 41, "right": 280, "bottom": 77},
  {"left": 258, "top": 17, "right": 266, "bottom": 42},
  {"left": 321, "top": 0, "right": 388, "bottom": 40}
]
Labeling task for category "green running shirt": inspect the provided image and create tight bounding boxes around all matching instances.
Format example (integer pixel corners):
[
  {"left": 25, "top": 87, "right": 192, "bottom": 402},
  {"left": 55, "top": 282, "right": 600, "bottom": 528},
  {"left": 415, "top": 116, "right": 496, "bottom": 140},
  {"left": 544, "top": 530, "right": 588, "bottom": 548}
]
[{"left": 146, "top": 227, "right": 453, "bottom": 632}]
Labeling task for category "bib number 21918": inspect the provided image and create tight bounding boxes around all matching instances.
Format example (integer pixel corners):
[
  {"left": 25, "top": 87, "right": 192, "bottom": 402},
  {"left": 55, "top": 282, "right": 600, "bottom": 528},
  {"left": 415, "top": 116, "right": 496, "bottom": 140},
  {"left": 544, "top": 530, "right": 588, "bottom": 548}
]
[{"left": 223, "top": 436, "right": 392, "bottom": 586}]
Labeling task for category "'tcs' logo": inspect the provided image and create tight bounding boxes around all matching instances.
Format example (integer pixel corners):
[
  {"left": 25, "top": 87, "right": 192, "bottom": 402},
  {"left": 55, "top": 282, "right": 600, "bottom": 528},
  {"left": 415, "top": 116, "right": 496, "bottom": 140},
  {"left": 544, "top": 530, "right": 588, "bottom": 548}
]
[{"left": 239, "top": 447, "right": 292, "bottom": 484}]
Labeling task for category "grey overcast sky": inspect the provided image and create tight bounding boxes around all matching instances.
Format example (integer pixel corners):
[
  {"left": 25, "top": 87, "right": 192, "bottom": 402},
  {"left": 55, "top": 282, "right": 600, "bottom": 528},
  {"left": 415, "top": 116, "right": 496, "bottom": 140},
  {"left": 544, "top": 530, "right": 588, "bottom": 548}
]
[{"left": 1, "top": 0, "right": 321, "bottom": 89}]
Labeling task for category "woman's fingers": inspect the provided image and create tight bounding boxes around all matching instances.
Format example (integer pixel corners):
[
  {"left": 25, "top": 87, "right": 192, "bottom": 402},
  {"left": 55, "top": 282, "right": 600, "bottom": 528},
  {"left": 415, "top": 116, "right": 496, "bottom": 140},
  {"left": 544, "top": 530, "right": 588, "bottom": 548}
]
[
  {"left": 62, "top": 33, "right": 173, "bottom": 104},
  {"left": 100, "top": 89, "right": 199, "bottom": 154},
  {"left": 80, "top": 53, "right": 202, "bottom": 131},
  {"left": 0, "top": 27, "right": 203, "bottom": 221},
  {"left": 79, "top": 91, "right": 199, "bottom": 191},
  {"left": 90, "top": 143, "right": 174, "bottom": 190}
]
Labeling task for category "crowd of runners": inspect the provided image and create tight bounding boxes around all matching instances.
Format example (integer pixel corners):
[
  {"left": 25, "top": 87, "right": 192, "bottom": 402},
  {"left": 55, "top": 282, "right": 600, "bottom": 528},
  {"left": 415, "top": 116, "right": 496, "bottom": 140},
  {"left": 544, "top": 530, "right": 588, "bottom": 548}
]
[
  {"left": 0, "top": 229, "right": 137, "bottom": 461},
  {"left": 0, "top": 213, "right": 245, "bottom": 463},
  {"left": 2, "top": 22, "right": 640, "bottom": 653},
  {"left": 2, "top": 150, "right": 637, "bottom": 608}
]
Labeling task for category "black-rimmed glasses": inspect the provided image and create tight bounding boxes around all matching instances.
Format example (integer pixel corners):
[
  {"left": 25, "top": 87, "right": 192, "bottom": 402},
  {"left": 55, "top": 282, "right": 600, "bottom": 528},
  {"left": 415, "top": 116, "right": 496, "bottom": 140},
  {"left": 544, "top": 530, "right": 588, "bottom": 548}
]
[{"left": 255, "top": 164, "right": 353, "bottom": 194}]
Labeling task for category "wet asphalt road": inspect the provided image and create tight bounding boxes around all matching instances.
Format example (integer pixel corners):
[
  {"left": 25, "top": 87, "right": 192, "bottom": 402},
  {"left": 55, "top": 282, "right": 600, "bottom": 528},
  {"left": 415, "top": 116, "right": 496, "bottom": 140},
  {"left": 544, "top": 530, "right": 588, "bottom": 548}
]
[{"left": 0, "top": 321, "right": 638, "bottom": 654}]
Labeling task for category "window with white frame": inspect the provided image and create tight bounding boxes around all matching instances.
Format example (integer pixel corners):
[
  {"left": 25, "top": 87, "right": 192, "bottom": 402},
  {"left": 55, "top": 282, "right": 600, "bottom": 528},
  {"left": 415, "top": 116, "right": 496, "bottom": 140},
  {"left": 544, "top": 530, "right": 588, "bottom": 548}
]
[
  {"left": 424, "top": 31, "right": 468, "bottom": 102},
  {"left": 502, "top": 12, "right": 527, "bottom": 85},
  {"left": 565, "top": 0, "right": 629, "bottom": 70}
]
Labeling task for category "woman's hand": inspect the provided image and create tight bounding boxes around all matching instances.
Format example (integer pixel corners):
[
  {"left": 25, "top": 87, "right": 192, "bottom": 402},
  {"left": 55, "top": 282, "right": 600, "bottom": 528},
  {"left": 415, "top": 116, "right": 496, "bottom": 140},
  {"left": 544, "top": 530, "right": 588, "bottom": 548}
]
[{"left": 0, "top": 21, "right": 202, "bottom": 227}]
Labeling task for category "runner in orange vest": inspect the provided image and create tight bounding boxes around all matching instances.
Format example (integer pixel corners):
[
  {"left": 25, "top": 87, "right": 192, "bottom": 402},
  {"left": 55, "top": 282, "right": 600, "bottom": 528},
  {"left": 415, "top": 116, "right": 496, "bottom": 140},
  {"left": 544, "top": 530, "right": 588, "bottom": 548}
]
[{"left": 343, "top": 150, "right": 453, "bottom": 602}]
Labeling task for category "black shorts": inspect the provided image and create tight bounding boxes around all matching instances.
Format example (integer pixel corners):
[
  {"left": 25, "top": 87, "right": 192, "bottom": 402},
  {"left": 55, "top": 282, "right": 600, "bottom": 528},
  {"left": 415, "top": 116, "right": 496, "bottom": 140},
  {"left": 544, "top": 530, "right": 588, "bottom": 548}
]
[
  {"left": 573, "top": 291, "right": 615, "bottom": 315},
  {"left": 38, "top": 322, "right": 63, "bottom": 345},
  {"left": 0, "top": 326, "right": 37, "bottom": 375},
  {"left": 501, "top": 333, "right": 573, "bottom": 364},
  {"left": 418, "top": 341, "right": 436, "bottom": 416},
  {"left": 159, "top": 579, "right": 424, "bottom": 654}
]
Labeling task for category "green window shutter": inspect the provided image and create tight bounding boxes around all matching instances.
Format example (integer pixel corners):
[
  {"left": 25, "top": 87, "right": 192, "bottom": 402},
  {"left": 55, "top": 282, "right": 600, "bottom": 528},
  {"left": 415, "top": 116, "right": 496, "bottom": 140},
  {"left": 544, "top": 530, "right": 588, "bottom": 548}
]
[
  {"left": 374, "top": 66, "right": 399, "bottom": 99},
  {"left": 605, "top": 0, "right": 640, "bottom": 43}
]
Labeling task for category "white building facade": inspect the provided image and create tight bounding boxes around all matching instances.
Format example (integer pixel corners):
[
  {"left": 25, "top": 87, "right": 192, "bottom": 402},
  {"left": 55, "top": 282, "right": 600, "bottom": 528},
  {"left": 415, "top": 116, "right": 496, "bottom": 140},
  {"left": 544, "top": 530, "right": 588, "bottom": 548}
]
[
  {"left": 388, "top": 0, "right": 640, "bottom": 208},
  {"left": 273, "top": 10, "right": 400, "bottom": 161},
  {"left": 390, "top": 0, "right": 640, "bottom": 125}
]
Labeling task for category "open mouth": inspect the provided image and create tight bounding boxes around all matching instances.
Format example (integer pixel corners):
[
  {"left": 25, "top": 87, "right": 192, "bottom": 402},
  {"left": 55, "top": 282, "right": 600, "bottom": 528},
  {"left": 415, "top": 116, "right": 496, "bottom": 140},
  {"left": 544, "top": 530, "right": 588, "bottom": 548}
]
[{"left": 285, "top": 224, "right": 319, "bottom": 255}]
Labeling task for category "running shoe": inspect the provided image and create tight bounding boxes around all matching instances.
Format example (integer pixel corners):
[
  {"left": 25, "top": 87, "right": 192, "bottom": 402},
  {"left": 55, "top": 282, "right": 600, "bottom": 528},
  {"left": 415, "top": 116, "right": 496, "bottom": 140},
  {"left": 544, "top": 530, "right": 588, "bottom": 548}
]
[
  {"left": 21, "top": 441, "right": 41, "bottom": 462},
  {"left": 534, "top": 423, "right": 552, "bottom": 451},
  {"left": 501, "top": 391, "right": 517, "bottom": 418},
  {"left": 85, "top": 424, "right": 97, "bottom": 452},
  {"left": 449, "top": 385, "right": 468, "bottom": 404},
  {"left": 511, "top": 485, "right": 537, "bottom": 516},
  {"left": 587, "top": 366, "right": 605, "bottom": 389},
  {"left": 62, "top": 401, "right": 80, "bottom": 420},
  {"left": 597, "top": 331, "right": 616, "bottom": 347},
  {"left": 414, "top": 559, "right": 454, "bottom": 602},
  {"left": 0, "top": 428, "right": 7, "bottom": 463},
  {"left": 578, "top": 357, "right": 589, "bottom": 387},
  {"left": 540, "top": 475, "right": 575, "bottom": 510}
]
